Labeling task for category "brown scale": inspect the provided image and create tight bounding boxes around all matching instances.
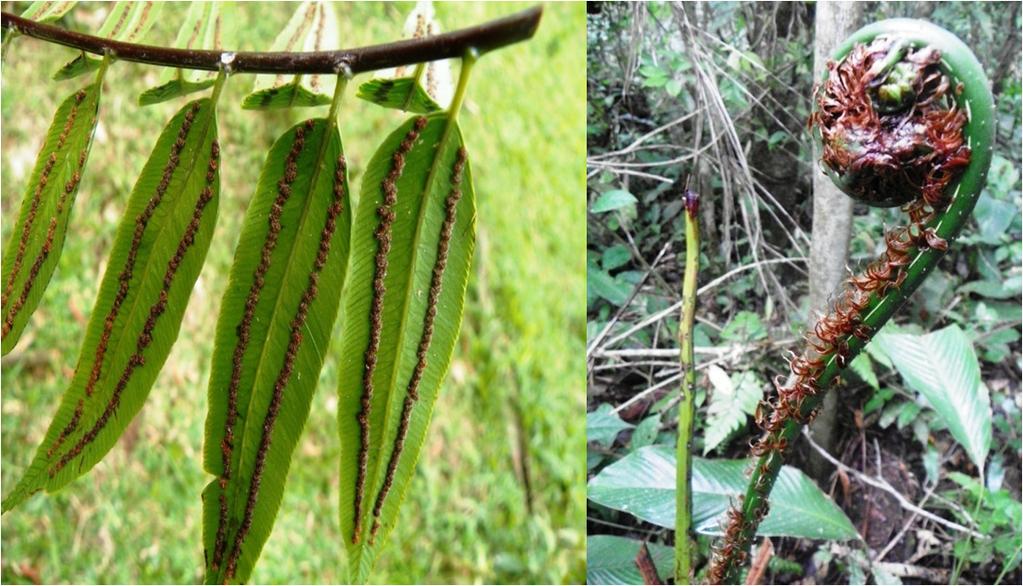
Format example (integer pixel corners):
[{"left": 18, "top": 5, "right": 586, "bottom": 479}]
[
  {"left": 2, "top": 89, "right": 87, "bottom": 311},
  {"left": 353, "top": 116, "right": 427, "bottom": 543},
  {"left": 223, "top": 151, "right": 347, "bottom": 581},
  {"left": 368, "top": 147, "right": 467, "bottom": 544},
  {"left": 711, "top": 37, "right": 970, "bottom": 584},
  {"left": 49, "top": 139, "right": 218, "bottom": 477},
  {"left": 210, "top": 120, "right": 312, "bottom": 572}
]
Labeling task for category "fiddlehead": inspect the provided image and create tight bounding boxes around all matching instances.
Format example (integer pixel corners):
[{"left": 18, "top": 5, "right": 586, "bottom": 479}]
[{"left": 708, "top": 19, "right": 994, "bottom": 584}]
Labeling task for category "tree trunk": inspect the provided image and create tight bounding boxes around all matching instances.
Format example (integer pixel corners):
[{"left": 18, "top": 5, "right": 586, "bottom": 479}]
[{"left": 805, "top": 0, "right": 863, "bottom": 483}]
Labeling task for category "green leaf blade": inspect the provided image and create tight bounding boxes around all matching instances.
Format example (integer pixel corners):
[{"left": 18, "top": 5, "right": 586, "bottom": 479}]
[
  {"left": 241, "top": 84, "right": 332, "bottom": 110},
  {"left": 138, "top": 2, "right": 221, "bottom": 105},
  {"left": 703, "top": 368, "right": 762, "bottom": 454},
  {"left": 591, "top": 189, "right": 637, "bottom": 213},
  {"left": 356, "top": 77, "right": 442, "bottom": 114},
  {"left": 874, "top": 324, "right": 992, "bottom": 470},
  {"left": 1, "top": 82, "right": 101, "bottom": 355},
  {"left": 54, "top": 2, "right": 161, "bottom": 80},
  {"left": 587, "top": 403, "right": 634, "bottom": 447},
  {"left": 2, "top": 98, "right": 220, "bottom": 512},
  {"left": 242, "top": 0, "right": 338, "bottom": 110},
  {"left": 21, "top": 1, "right": 77, "bottom": 22},
  {"left": 587, "top": 446, "right": 857, "bottom": 540},
  {"left": 201, "top": 118, "right": 350, "bottom": 585},
  {"left": 336, "top": 114, "right": 476, "bottom": 580},
  {"left": 587, "top": 535, "right": 674, "bottom": 585}
]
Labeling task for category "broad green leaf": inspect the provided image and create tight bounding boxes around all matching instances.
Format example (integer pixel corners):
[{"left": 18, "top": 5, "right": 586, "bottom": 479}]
[
  {"left": 587, "top": 265, "right": 631, "bottom": 306},
  {"left": 848, "top": 353, "right": 879, "bottom": 389},
  {"left": 356, "top": 77, "right": 442, "bottom": 114},
  {"left": 601, "top": 244, "right": 631, "bottom": 271},
  {"left": 138, "top": 2, "right": 222, "bottom": 106},
  {"left": 21, "top": 0, "right": 77, "bottom": 22},
  {"left": 630, "top": 415, "right": 661, "bottom": 451},
  {"left": 591, "top": 189, "right": 637, "bottom": 213},
  {"left": 587, "top": 535, "right": 673, "bottom": 585},
  {"left": 874, "top": 325, "right": 992, "bottom": 471},
  {"left": 587, "top": 403, "right": 634, "bottom": 447},
  {"left": 587, "top": 446, "right": 858, "bottom": 540},
  {"left": 241, "top": 0, "right": 338, "bottom": 110},
  {"left": 719, "top": 310, "right": 767, "bottom": 341},
  {"left": 703, "top": 367, "right": 762, "bottom": 454},
  {"left": 201, "top": 118, "right": 349, "bottom": 584},
  {"left": 1, "top": 82, "right": 101, "bottom": 355},
  {"left": 2, "top": 98, "right": 220, "bottom": 512},
  {"left": 336, "top": 113, "right": 475, "bottom": 581},
  {"left": 53, "top": 2, "right": 161, "bottom": 80}
]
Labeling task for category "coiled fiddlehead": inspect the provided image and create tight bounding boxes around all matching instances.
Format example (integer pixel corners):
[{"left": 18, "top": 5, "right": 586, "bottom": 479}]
[{"left": 708, "top": 19, "right": 994, "bottom": 584}]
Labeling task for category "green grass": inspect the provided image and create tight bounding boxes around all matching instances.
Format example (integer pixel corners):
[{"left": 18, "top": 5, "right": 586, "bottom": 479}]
[{"left": 0, "top": 2, "right": 585, "bottom": 583}]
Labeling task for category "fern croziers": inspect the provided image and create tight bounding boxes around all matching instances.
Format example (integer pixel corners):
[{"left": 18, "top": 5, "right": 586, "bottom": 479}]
[{"left": 707, "top": 19, "right": 995, "bottom": 584}]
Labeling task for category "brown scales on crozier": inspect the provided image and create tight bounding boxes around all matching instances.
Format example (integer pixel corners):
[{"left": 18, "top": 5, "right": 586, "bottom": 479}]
[
  {"left": 811, "top": 37, "right": 970, "bottom": 209},
  {"left": 352, "top": 115, "right": 427, "bottom": 544},
  {"left": 710, "top": 37, "right": 971, "bottom": 584},
  {"left": 2, "top": 89, "right": 87, "bottom": 320},
  {"left": 210, "top": 119, "right": 313, "bottom": 573},
  {"left": 48, "top": 139, "right": 219, "bottom": 478},
  {"left": 222, "top": 153, "right": 347, "bottom": 582},
  {"left": 368, "top": 146, "right": 467, "bottom": 544},
  {"left": 46, "top": 103, "right": 202, "bottom": 458}
]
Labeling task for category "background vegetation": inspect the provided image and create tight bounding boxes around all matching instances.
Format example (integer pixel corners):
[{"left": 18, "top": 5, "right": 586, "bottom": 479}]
[
  {"left": 586, "top": 2, "right": 1021, "bottom": 584},
  {"left": 1, "top": 2, "right": 585, "bottom": 583}
]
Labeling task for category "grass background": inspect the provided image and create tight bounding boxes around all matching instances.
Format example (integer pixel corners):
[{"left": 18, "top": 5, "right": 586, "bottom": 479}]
[{"left": 0, "top": 2, "right": 585, "bottom": 583}]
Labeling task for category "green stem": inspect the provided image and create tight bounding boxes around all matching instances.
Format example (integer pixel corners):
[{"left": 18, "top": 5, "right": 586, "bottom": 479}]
[
  {"left": 951, "top": 484, "right": 987, "bottom": 584},
  {"left": 994, "top": 548, "right": 1020, "bottom": 585},
  {"left": 447, "top": 49, "right": 477, "bottom": 128},
  {"left": 675, "top": 194, "right": 700, "bottom": 584},
  {"left": 326, "top": 69, "right": 350, "bottom": 127},
  {"left": 712, "top": 18, "right": 995, "bottom": 584},
  {"left": 95, "top": 51, "right": 112, "bottom": 84},
  {"left": 402, "top": 62, "right": 427, "bottom": 111},
  {"left": 1, "top": 29, "right": 15, "bottom": 62},
  {"left": 208, "top": 66, "right": 229, "bottom": 108}
]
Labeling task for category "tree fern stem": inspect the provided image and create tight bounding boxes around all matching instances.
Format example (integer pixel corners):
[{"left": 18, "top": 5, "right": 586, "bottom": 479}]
[
  {"left": 709, "top": 19, "right": 994, "bottom": 584},
  {"left": 675, "top": 190, "right": 700, "bottom": 584}
]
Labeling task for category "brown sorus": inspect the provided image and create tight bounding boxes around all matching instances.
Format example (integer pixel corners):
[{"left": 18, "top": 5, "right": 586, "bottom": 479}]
[
  {"left": 211, "top": 119, "right": 313, "bottom": 572},
  {"left": 352, "top": 116, "right": 427, "bottom": 544},
  {"left": 223, "top": 150, "right": 346, "bottom": 580},
  {"left": 368, "top": 146, "right": 467, "bottom": 544}
]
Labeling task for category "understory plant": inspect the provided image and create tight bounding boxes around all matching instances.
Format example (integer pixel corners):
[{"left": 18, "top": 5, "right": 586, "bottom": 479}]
[
  {"left": 708, "top": 19, "right": 995, "bottom": 583},
  {"left": 0, "top": 2, "right": 540, "bottom": 583},
  {"left": 674, "top": 188, "right": 699, "bottom": 584}
]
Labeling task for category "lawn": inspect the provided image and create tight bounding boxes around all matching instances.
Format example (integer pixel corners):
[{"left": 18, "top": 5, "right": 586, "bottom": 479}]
[{"left": 0, "top": 2, "right": 585, "bottom": 584}]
